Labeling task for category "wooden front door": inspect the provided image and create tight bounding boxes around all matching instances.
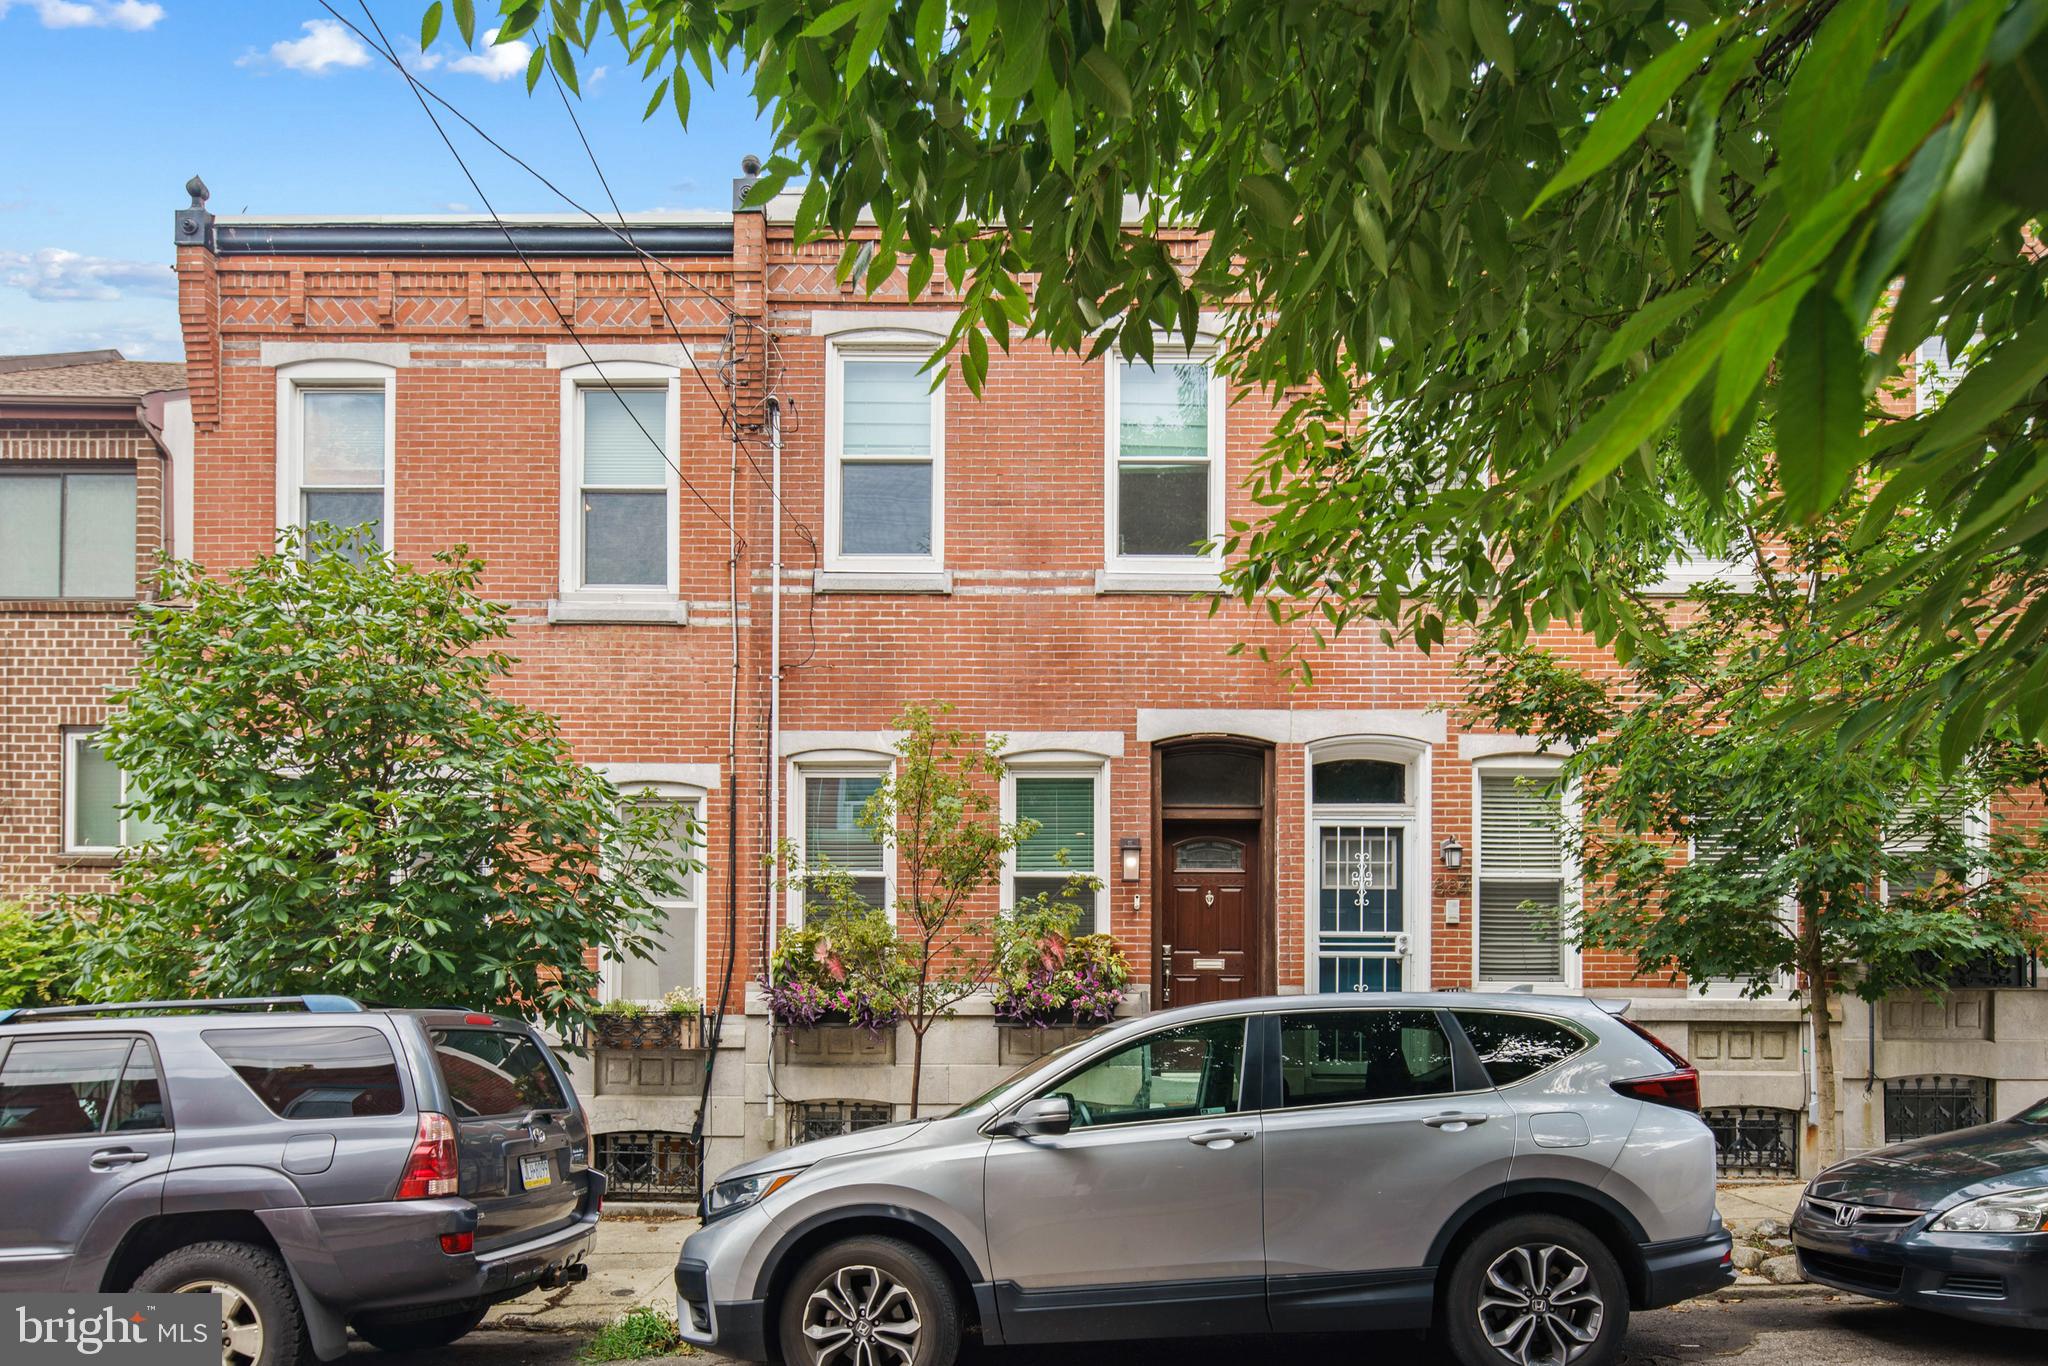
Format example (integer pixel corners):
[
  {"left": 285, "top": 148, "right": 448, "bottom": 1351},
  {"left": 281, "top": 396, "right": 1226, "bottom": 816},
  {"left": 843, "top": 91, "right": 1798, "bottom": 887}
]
[{"left": 1161, "top": 824, "right": 1260, "bottom": 1006}]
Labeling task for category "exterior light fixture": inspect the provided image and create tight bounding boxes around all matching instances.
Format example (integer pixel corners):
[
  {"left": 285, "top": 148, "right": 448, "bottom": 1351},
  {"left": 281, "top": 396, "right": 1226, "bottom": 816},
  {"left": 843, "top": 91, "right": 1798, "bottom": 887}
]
[
  {"left": 1440, "top": 836, "right": 1465, "bottom": 870},
  {"left": 1120, "top": 838, "right": 1142, "bottom": 883}
]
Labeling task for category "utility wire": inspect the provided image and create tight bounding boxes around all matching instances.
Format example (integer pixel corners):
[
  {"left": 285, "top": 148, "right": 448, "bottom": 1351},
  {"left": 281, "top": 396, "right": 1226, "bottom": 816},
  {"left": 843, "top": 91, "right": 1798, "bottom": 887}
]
[{"left": 336, "top": 0, "right": 738, "bottom": 539}]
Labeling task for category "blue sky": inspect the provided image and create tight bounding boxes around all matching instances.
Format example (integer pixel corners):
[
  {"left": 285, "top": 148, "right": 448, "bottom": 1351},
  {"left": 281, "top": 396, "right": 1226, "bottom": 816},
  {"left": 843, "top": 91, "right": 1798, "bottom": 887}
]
[{"left": 0, "top": 1, "right": 774, "bottom": 360}]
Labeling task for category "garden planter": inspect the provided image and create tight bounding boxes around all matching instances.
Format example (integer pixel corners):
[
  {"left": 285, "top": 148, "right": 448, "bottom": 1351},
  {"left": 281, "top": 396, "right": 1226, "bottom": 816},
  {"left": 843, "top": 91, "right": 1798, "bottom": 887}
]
[{"left": 776, "top": 1020, "right": 898, "bottom": 1065}]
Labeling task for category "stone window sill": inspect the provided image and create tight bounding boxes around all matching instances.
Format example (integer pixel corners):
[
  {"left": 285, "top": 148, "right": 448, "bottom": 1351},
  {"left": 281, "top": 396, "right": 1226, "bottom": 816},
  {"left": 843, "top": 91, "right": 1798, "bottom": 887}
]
[
  {"left": 1094, "top": 569, "right": 1224, "bottom": 595},
  {"left": 812, "top": 570, "right": 954, "bottom": 595},
  {"left": 546, "top": 598, "right": 689, "bottom": 626}
]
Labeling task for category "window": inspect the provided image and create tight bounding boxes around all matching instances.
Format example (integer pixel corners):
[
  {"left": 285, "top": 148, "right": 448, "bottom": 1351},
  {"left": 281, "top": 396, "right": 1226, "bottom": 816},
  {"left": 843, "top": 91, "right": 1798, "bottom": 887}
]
[
  {"left": 0, "top": 1037, "right": 161, "bottom": 1140},
  {"left": 1310, "top": 748, "right": 1417, "bottom": 994},
  {"left": 1313, "top": 759, "right": 1406, "bottom": 805},
  {"left": 63, "top": 728, "right": 162, "bottom": 854},
  {"left": 290, "top": 385, "right": 388, "bottom": 555},
  {"left": 203, "top": 1026, "right": 406, "bottom": 1119},
  {"left": 593, "top": 1130, "right": 701, "bottom": 1200},
  {"left": 1159, "top": 746, "right": 1261, "bottom": 808},
  {"left": 827, "top": 345, "right": 942, "bottom": 571},
  {"left": 430, "top": 1029, "right": 569, "bottom": 1118},
  {"left": 1453, "top": 1011, "right": 1590, "bottom": 1086},
  {"left": 1107, "top": 354, "right": 1222, "bottom": 568},
  {"left": 576, "top": 387, "right": 672, "bottom": 589},
  {"left": 1008, "top": 770, "right": 1104, "bottom": 934},
  {"left": 614, "top": 796, "right": 702, "bottom": 1001},
  {"left": 1046, "top": 1017, "right": 1246, "bottom": 1129},
  {"left": 0, "top": 470, "right": 136, "bottom": 599},
  {"left": 1279, "top": 1010, "right": 1454, "bottom": 1107},
  {"left": 1687, "top": 833, "right": 1794, "bottom": 997},
  {"left": 1475, "top": 767, "right": 1569, "bottom": 984},
  {"left": 800, "top": 770, "right": 889, "bottom": 917}
]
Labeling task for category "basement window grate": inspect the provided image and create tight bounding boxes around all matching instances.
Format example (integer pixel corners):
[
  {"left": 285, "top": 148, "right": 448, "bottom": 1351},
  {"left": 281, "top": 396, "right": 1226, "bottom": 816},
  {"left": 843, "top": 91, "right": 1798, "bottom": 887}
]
[
  {"left": 1883, "top": 1075, "right": 1992, "bottom": 1143},
  {"left": 592, "top": 1130, "right": 700, "bottom": 1201},
  {"left": 1703, "top": 1106, "right": 1799, "bottom": 1178},
  {"left": 790, "top": 1100, "right": 893, "bottom": 1147}
]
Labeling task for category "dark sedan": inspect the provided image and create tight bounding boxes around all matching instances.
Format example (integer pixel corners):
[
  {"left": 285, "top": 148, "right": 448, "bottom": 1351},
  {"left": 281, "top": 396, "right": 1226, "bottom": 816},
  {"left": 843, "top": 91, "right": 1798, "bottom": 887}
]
[{"left": 1793, "top": 1096, "right": 2048, "bottom": 1327}]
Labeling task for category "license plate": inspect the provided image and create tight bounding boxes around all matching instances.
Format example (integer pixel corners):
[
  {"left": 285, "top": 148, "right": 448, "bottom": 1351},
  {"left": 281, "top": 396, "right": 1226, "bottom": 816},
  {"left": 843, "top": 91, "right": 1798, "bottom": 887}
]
[{"left": 520, "top": 1153, "right": 553, "bottom": 1190}]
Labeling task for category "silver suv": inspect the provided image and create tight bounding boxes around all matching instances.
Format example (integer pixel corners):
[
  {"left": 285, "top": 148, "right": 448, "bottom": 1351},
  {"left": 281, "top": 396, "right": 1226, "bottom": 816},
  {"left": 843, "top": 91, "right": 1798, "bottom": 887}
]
[
  {"left": 676, "top": 993, "right": 1731, "bottom": 1366},
  {"left": 0, "top": 995, "right": 601, "bottom": 1366}
]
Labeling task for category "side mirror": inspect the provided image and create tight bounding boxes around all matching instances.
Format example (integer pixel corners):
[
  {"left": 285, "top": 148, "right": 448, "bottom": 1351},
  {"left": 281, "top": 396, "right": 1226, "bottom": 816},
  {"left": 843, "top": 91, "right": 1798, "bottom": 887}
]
[{"left": 994, "top": 1095, "right": 1072, "bottom": 1139}]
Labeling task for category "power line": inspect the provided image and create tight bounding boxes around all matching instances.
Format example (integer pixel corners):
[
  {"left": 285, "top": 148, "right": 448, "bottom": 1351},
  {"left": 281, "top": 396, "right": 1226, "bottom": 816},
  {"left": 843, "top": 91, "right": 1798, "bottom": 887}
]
[{"left": 335, "top": 0, "right": 738, "bottom": 539}]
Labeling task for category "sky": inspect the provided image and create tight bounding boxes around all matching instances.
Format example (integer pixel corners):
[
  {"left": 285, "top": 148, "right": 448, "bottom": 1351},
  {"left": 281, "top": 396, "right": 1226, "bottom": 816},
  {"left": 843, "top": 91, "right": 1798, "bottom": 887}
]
[{"left": 0, "top": 1, "right": 776, "bottom": 361}]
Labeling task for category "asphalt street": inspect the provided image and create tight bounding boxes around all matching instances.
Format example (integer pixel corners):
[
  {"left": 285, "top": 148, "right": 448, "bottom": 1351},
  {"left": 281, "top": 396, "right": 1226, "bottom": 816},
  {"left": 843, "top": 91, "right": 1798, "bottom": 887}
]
[{"left": 353, "top": 1294, "right": 2046, "bottom": 1364}]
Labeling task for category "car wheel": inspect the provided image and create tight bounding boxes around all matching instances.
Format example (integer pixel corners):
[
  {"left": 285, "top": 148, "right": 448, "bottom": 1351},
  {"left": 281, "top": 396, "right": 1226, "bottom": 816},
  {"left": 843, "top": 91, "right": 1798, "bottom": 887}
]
[
  {"left": 352, "top": 1304, "right": 489, "bottom": 1354},
  {"left": 131, "top": 1240, "right": 310, "bottom": 1366},
  {"left": 776, "top": 1235, "right": 960, "bottom": 1366},
  {"left": 1441, "top": 1214, "right": 1629, "bottom": 1366}
]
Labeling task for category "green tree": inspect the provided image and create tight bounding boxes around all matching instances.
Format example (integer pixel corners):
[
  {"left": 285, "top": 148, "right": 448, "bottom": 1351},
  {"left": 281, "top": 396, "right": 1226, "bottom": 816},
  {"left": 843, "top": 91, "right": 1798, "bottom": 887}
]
[
  {"left": 76, "top": 529, "right": 696, "bottom": 1041},
  {"left": 796, "top": 701, "right": 1033, "bottom": 1115},
  {"left": 1463, "top": 509, "right": 2048, "bottom": 1163},
  {"left": 428, "top": 0, "right": 2047, "bottom": 746},
  {"left": 0, "top": 902, "right": 84, "bottom": 1010}
]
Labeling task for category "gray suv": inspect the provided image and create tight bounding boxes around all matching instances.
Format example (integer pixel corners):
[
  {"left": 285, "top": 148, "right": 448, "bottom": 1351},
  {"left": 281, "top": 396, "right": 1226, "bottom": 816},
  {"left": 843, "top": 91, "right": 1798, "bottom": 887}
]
[
  {"left": 0, "top": 995, "right": 602, "bottom": 1366},
  {"left": 676, "top": 993, "right": 1732, "bottom": 1366}
]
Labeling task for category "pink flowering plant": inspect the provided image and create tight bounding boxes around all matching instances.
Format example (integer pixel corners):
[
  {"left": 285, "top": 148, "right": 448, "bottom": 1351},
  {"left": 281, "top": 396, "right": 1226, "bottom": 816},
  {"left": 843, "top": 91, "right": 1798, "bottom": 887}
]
[
  {"left": 761, "top": 909, "right": 909, "bottom": 1034},
  {"left": 992, "top": 891, "right": 1128, "bottom": 1029}
]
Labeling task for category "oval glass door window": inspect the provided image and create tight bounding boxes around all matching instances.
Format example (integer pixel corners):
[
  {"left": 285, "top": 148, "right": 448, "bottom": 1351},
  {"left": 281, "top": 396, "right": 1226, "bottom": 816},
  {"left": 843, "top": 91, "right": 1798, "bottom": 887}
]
[{"left": 1175, "top": 838, "right": 1245, "bottom": 871}]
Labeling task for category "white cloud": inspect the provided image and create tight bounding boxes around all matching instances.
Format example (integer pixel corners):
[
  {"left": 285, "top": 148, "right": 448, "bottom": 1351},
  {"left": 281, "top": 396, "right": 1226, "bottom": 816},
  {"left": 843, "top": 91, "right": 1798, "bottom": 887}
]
[
  {"left": 0, "top": 247, "right": 176, "bottom": 302},
  {"left": 0, "top": 314, "right": 182, "bottom": 361},
  {"left": 444, "top": 27, "right": 531, "bottom": 81},
  {"left": 1, "top": 0, "right": 164, "bottom": 28},
  {"left": 240, "top": 18, "right": 370, "bottom": 74}
]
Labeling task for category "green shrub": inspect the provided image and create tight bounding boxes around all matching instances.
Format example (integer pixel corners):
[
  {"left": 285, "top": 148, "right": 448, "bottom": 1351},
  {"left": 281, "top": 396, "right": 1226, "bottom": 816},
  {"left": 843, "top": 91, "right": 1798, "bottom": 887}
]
[
  {"left": 581, "top": 1306, "right": 687, "bottom": 1361},
  {"left": 0, "top": 901, "right": 84, "bottom": 1010}
]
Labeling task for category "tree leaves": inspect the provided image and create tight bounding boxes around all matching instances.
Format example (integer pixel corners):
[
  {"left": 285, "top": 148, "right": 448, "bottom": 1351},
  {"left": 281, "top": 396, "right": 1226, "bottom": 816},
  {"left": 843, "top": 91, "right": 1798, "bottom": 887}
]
[{"left": 1777, "top": 289, "right": 1866, "bottom": 521}]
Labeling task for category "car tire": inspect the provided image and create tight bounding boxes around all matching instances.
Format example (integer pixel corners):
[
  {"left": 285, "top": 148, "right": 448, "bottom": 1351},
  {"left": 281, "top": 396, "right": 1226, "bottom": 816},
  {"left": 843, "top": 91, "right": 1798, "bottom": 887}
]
[
  {"left": 776, "top": 1235, "right": 960, "bottom": 1366},
  {"left": 131, "top": 1239, "right": 311, "bottom": 1366},
  {"left": 352, "top": 1304, "right": 489, "bottom": 1354},
  {"left": 1440, "top": 1214, "right": 1630, "bottom": 1366}
]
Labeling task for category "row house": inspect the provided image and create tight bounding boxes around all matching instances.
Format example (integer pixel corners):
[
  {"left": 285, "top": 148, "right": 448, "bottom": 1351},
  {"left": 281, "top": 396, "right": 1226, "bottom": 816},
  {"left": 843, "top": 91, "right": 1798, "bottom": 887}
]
[{"left": 2, "top": 173, "right": 2039, "bottom": 1193}]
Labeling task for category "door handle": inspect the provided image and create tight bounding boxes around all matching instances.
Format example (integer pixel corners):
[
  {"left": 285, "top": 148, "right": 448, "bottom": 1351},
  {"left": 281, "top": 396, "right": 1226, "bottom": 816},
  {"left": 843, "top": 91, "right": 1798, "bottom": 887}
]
[
  {"left": 89, "top": 1148, "right": 151, "bottom": 1171},
  {"left": 1160, "top": 943, "right": 1172, "bottom": 1007},
  {"left": 1187, "top": 1129, "right": 1255, "bottom": 1148},
  {"left": 1422, "top": 1113, "right": 1493, "bottom": 1130}
]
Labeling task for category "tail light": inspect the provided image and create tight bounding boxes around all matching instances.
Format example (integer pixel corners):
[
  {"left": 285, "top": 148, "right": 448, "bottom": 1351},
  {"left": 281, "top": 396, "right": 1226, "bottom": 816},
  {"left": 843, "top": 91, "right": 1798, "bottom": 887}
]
[
  {"left": 1610, "top": 1017, "right": 1701, "bottom": 1113},
  {"left": 397, "top": 1111, "right": 459, "bottom": 1199},
  {"left": 439, "top": 1231, "right": 474, "bottom": 1255}
]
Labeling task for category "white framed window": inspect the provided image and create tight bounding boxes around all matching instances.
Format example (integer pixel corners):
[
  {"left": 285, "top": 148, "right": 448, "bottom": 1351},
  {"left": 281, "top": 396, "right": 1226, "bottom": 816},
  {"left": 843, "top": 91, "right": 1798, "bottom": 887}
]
[
  {"left": 824, "top": 337, "right": 944, "bottom": 573},
  {"left": 1003, "top": 762, "right": 1108, "bottom": 935},
  {"left": 1305, "top": 740, "right": 1428, "bottom": 994},
  {"left": 0, "top": 469, "right": 136, "bottom": 599},
  {"left": 1472, "top": 759, "right": 1578, "bottom": 988},
  {"left": 1687, "top": 833, "right": 1795, "bottom": 998},
  {"left": 276, "top": 360, "right": 395, "bottom": 557},
  {"left": 1881, "top": 802, "right": 1990, "bottom": 903},
  {"left": 788, "top": 760, "right": 895, "bottom": 926},
  {"left": 606, "top": 787, "right": 705, "bottom": 1003},
  {"left": 559, "top": 362, "right": 680, "bottom": 601},
  {"left": 1915, "top": 335, "right": 1969, "bottom": 413},
  {"left": 62, "top": 728, "right": 161, "bottom": 855},
  {"left": 1104, "top": 348, "right": 1224, "bottom": 572}
]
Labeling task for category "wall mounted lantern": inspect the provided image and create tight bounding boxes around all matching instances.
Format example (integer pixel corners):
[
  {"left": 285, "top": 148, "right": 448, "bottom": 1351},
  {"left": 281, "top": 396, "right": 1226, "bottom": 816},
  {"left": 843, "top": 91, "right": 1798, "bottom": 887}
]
[
  {"left": 1120, "top": 838, "right": 1143, "bottom": 882},
  {"left": 1439, "top": 836, "right": 1465, "bottom": 870}
]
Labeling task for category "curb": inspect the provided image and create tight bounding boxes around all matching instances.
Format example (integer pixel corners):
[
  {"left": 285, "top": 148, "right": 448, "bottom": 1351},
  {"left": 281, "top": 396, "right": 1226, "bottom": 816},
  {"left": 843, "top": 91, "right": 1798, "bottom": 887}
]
[{"left": 1707, "top": 1282, "right": 1855, "bottom": 1302}]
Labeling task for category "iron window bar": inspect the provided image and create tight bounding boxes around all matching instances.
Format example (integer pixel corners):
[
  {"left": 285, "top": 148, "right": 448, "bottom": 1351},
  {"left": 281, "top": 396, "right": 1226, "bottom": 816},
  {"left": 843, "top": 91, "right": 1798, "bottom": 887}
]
[
  {"left": 1703, "top": 1106, "right": 1800, "bottom": 1179},
  {"left": 1882, "top": 1075, "right": 1993, "bottom": 1143}
]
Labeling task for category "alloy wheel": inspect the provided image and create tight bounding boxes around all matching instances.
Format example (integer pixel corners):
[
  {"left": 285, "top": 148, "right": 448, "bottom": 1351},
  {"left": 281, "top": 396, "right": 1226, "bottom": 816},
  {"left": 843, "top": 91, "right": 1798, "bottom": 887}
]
[
  {"left": 799, "top": 1263, "right": 922, "bottom": 1366},
  {"left": 172, "top": 1278, "right": 266, "bottom": 1366},
  {"left": 1475, "top": 1242, "right": 1605, "bottom": 1366}
]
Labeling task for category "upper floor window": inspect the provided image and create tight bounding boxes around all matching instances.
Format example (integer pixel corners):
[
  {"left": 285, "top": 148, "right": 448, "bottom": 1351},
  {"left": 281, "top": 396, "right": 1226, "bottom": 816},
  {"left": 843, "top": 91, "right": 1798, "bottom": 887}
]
[
  {"left": 1106, "top": 354, "right": 1222, "bottom": 569},
  {"left": 571, "top": 383, "right": 676, "bottom": 594},
  {"left": 277, "top": 360, "right": 394, "bottom": 559},
  {"left": 64, "top": 727, "right": 162, "bottom": 855},
  {"left": 1007, "top": 768, "right": 1105, "bottom": 935},
  {"left": 827, "top": 344, "right": 943, "bottom": 571},
  {"left": 0, "top": 469, "right": 136, "bottom": 599},
  {"left": 1475, "top": 765, "right": 1569, "bottom": 985}
]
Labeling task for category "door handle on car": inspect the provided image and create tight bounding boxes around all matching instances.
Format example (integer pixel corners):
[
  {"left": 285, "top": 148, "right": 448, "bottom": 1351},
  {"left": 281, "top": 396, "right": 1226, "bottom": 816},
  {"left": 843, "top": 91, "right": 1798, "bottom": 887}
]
[
  {"left": 1187, "top": 1128, "right": 1255, "bottom": 1148},
  {"left": 1422, "top": 1112, "right": 1493, "bottom": 1131},
  {"left": 89, "top": 1148, "right": 151, "bottom": 1171}
]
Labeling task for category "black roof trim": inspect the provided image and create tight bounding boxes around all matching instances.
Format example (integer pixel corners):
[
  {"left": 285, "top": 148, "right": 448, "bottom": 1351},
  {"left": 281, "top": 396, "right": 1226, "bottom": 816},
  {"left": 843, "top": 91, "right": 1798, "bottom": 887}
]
[{"left": 212, "top": 221, "right": 734, "bottom": 258}]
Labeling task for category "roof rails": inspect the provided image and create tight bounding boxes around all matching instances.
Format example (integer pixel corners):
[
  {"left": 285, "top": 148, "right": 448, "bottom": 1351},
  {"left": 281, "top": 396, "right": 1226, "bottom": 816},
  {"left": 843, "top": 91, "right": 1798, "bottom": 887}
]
[{"left": 0, "top": 995, "right": 365, "bottom": 1025}]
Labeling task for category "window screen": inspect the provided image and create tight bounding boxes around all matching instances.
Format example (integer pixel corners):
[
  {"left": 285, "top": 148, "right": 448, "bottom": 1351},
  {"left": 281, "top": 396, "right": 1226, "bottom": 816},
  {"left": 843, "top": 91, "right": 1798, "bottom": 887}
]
[
  {"left": 204, "top": 1026, "right": 405, "bottom": 1119},
  {"left": 1279, "top": 1011, "right": 1454, "bottom": 1106},
  {"left": 431, "top": 1029, "right": 569, "bottom": 1118},
  {"left": 838, "top": 359, "right": 936, "bottom": 559},
  {"left": 1115, "top": 360, "right": 1212, "bottom": 558},
  {"left": 1454, "top": 1011, "right": 1589, "bottom": 1086}
]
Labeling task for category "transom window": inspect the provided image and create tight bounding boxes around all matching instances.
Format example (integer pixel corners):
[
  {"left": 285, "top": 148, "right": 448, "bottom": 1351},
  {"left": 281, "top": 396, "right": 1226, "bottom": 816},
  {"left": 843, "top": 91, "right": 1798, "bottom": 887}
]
[
  {"left": 1107, "top": 355, "right": 1221, "bottom": 567},
  {"left": 828, "top": 346, "right": 942, "bottom": 570},
  {"left": 1009, "top": 770, "right": 1103, "bottom": 935},
  {"left": 64, "top": 727, "right": 162, "bottom": 854},
  {"left": 0, "top": 470, "right": 136, "bottom": 599},
  {"left": 1476, "top": 767, "right": 1568, "bottom": 984},
  {"left": 1044, "top": 1018, "right": 1246, "bottom": 1129},
  {"left": 799, "top": 769, "right": 890, "bottom": 919},
  {"left": 575, "top": 386, "right": 673, "bottom": 591}
]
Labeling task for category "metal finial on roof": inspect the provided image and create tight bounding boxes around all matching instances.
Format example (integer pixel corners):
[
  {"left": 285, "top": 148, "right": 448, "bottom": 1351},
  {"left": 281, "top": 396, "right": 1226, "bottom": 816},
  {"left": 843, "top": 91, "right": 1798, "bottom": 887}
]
[
  {"left": 740, "top": 155, "right": 762, "bottom": 176},
  {"left": 185, "top": 176, "right": 210, "bottom": 208}
]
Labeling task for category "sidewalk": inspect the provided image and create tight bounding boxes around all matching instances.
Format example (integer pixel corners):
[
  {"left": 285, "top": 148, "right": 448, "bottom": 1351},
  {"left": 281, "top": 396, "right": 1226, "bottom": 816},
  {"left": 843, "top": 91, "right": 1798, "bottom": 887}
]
[{"left": 1718, "top": 1180, "right": 1805, "bottom": 1233}]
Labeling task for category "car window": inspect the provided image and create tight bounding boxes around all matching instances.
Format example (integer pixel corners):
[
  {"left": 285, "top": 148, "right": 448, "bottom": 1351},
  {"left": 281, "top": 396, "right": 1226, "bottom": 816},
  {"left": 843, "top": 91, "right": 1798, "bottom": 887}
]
[
  {"left": 430, "top": 1029, "right": 569, "bottom": 1118},
  {"left": 1044, "top": 1018, "right": 1246, "bottom": 1129},
  {"left": 0, "top": 1037, "right": 136, "bottom": 1139},
  {"left": 106, "top": 1041, "right": 168, "bottom": 1131},
  {"left": 1279, "top": 1010, "right": 1455, "bottom": 1107},
  {"left": 1453, "top": 1011, "right": 1590, "bottom": 1086},
  {"left": 204, "top": 1026, "right": 406, "bottom": 1119}
]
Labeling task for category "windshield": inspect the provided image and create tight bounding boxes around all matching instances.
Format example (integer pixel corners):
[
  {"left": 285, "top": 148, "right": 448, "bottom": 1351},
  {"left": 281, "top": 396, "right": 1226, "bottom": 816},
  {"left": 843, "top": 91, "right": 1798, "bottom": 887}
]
[
  {"left": 946, "top": 1037, "right": 1091, "bottom": 1117},
  {"left": 2022, "top": 1097, "right": 2048, "bottom": 1124}
]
